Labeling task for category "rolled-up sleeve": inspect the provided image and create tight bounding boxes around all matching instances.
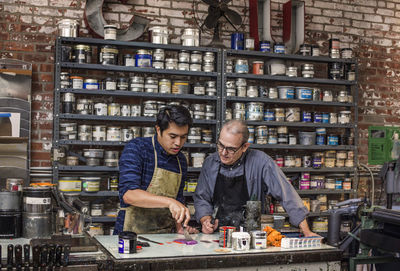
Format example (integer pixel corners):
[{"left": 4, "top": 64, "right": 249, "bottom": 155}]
[
  {"left": 118, "top": 140, "right": 144, "bottom": 204},
  {"left": 193, "top": 158, "right": 214, "bottom": 222},
  {"left": 263, "top": 160, "right": 308, "bottom": 226}
]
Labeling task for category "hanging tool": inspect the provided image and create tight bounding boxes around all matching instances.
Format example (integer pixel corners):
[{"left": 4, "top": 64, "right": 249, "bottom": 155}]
[
  {"left": 15, "top": 245, "right": 22, "bottom": 271},
  {"left": 7, "top": 244, "right": 14, "bottom": 271},
  {"left": 63, "top": 245, "right": 70, "bottom": 267},
  {"left": 138, "top": 236, "right": 163, "bottom": 245},
  {"left": 32, "top": 245, "right": 40, "bottom": 271},
  {"left": 23, "top": 244, "right": 30, "bottom": 271}
]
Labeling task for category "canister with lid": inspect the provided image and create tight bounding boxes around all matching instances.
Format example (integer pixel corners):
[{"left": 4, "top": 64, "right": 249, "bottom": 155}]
[
  {"left": 72, "top": 44, "right": 91, "bottom": 64},
  {"left": 252, "top": 61, "right": 264, "bottom": 75},
  {"left": 277, "top": 86, "right": 295, "bottom": 99},
  {"left": 76, "top": 98, "right": 93, "bottom": 115},
  {"left": 285, "top": 107, "right": 300, "bottom": 122},
  {"left": 107, "top": 126, "right": 121, "bottom": 141},
  {"left": 246, "top": 102, "right": 264, "bottom": 121},
  {"left": 99, "top": 45, "right": 118, "bottom": 65},
  {"left": 135, "top": 49, "right": 152, "bottom": 67},
  {"left": 81, "top": 177, "right": 101, "bottom": 192},
  {"left": 129, "top": 76, "right": 144, "bottom": 92},
  {"left": 104, "top": 150, "right": 119, "bottom": 167},
  {"left": 104, "top": 24, "right": 117, "bottom": 40},
  {"left": 165, "top": 58, "right": 178, "bottom": 70},
  {"left": 234, "top": 59, "right": 249, "bottom": 74},
  {"left": 120, "top": 104, "right": 131, "bottom": 117},
  {"left": 108, "top": 103, "right": 121, "bottom": 116},
  {"left": 71, "top": 76, "right": 83, "bottom": 89},
  {"left": 121, "top": 128, "right": 133, "bottom": 142},
  {"left": 78, "top": 124, "right": 92, "bottom": 141},
  {"left": 338, "top": 111, "right": 351, "bottom": 124},
  {"left": 188, "top": 127, "right": 202, "bottom": 144},
  {"left": 83, "top": 79, "right": 99, "bottom": 90},
  {"left": 62, "top": 93, "right": 75, "bottom": 114},
  {"left": 246, "top": 86, "right": 258, "bottom": 97},
  {"left": 103, "top": 77, "right": 117, "bottom": 91},
  {"left": 301, "top": 63, "right": 314, "bottom": 78},
  {"left": 92, "top": 125, "right": 106, "bottom": 141},
  {"left": 172, "top": 81, "right": 189, "bottom": 94},
  {"left": 159, "top": 79, "right": 171, "bottom": 94},
  {"left": 286, "top": 66, "right": 297, "bottom": 77},
  {"left": 91, "top": 203, "right": 104, "bottom": 216},
  {"left": 153, "top": 48, "right": 165, "bottom": 61},
  {"left": 130, "top": 105, "right": 141, "bottom": 117},
  {"left": 143, "top": 100, "right": 158, "bottom": 117},
  {"left": 117, "top": 77, "right": 128, "bottom": 91},
  {"left": 123, "top": 54, "right": 135, "bottom": 66},
  {"left": 144, "top": 77, "right": 158, "bottom": 93}
]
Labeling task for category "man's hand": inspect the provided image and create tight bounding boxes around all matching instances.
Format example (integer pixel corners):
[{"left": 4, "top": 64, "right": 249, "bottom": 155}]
[
  {"left": 298, "top": 219, "right": 320, "bottom": 237},
  {"left": 168, "top": 199, "right": 191, "bottom": 226},
  {"left": 200, "top": 216, "right": 219, "bottom": 234},
  {"left": 176, "top": 224, "right": 199, "bottom": 234},
  {"left": 303, "top": 231, "right": 321, "bottom": 237}
]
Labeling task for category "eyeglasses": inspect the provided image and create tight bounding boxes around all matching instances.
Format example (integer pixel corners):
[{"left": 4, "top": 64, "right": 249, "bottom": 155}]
[{"left": 216, "top": 141, "right": 244, "bottom": 154}]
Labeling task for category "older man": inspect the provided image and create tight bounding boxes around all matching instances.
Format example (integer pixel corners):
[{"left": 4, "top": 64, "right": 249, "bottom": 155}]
[{"left": 194, "top": 120, "right": 317, "bottom": 236}]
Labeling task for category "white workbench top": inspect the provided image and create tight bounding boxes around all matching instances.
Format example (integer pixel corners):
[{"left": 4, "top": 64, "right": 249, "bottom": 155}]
[{"left": 95, "top": 233, "right": 335, "bottom": 260}]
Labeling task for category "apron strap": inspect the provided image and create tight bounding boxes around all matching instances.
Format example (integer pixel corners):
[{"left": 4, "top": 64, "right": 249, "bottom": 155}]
[{"left": 152, "top": 135, "right": 182, "bottom": 176}]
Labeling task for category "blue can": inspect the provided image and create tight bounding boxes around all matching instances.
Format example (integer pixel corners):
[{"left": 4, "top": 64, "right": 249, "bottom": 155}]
[
  {"left": 302, "top": 112, "right": 312, "bottom": 122},
  {"left": 314, "top": 112, "right": 322, "bottom": 123},
  {"left": 260, "top": 40, "right": 271, "bottom": 52},
  {"left": 322, "top": 113, "right": 330, "bottom": 123},
  {"left": 135, "top": 50, "right": 152, "bottom": 67},
  {"left": 335, "top": 179, "right": 343, "bottom": 189},
  {"left": 231, "top": 32, "right": 244, "bottom": 50},
  {"left": 296, "top": 87, "right": 313, "bottom": 100},
  {"left": 274, "top": 43, "right": 285, "bottom": 54},
  {"left": 316, "top": 135, "right": 325, "bottom": 145},
  {"left": 315, "top": 127, "right": 326, "bottom": 135},
  {"left": 286, "top": 88, "right": 295, "bottom": 99},
  {"left": 264, "top": 110, "right": 275, "bottom": 121},
  {"left": 327, "top": 134, "right": 339, "bottom": 145}
]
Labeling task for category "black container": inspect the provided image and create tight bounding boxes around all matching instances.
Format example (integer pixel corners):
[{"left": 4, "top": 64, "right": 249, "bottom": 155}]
[
  {"left": 118, "top": 231, "right": 137, "bottom": 254},
  {"left": 117, "top": 77, "right": 129, "bottom": 91},
  {"left": 328, "top": 62, "right": 342, "bottom": 80},
  {"left": 72, "top": 44, "right": 91, "bottom": 64},
  {"left": 62, "top": 102, "right": 75, "bottom": 114},
  {"left": 0, "top": 212, "right": 22, "bottom": 238},
  {"left": 61, "top": 45, "right": 72, "bottom": 62},
  {"left": 99, "top": 45, "right": 119, "bottom": 65}
]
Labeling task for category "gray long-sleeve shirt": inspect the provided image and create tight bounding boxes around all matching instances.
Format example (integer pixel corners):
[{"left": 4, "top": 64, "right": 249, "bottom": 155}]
[{"left": 193, "top": 149, "right": 308, "bottom": 227}]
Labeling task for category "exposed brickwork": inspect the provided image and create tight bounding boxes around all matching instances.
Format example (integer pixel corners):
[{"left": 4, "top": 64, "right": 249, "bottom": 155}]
[{"left": 0, "top": 0, "right": 399, "bottom": 171}]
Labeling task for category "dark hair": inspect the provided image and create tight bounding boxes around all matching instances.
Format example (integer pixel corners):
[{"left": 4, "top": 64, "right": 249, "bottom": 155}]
[{"left": 156, "top": 105, "right": 192, "bottom": 134}]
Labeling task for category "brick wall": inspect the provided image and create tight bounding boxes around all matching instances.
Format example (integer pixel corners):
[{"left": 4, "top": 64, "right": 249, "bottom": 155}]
[{"left": 0, "top": 0, "right": 399, "bottom": 169}]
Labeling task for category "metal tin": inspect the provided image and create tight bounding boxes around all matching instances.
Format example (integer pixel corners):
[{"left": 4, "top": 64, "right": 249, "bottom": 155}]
[
  {"left": 158, "top": 79, "right": 171, "bottom": 94},
  {"left": 119, "top": 231, "right": 137, "bottom": 254},
  {"left": 299, "top": 44, "right": 312, "bottom": 56},
  {"left": 273, "top": 43, "right": 285, "bottom": 54},
  {"left": 66, "top": 156, "right": 79, "bottom": 166},
  {"left": 92, "top": 125, "right": 106, "bottom": 141},
  {"left": 285, "top": 107, "right": 300, "bottom": 122},
  {"left": 338, "top": 90, "right": 349, "bottom": 103},
  {"left": 245, "top": 38, "right": 255, "bottom": 50},
  {"left": 72, "top": 44, "right": 91, "bottom": 64},
  {"left": 121, "top": 128, "right": 133, "bottom": 142},
  {"left": 236, "top": 86, "right": 246, "bottom": 97},
  {"left": 325, "top": 158, "right": 336, "bottom": 168},
  {"left": 172, "top": 81, "right": 189, "bottom": 94},
  {"left": 108, "top": 176, "right": 119, "bottom": 191},
  {"left": 153, "top": 48, "right": 165, "bottom": 61},
  {"left": 190, "top": 63, "right": 202, "bottom": 71},
  {"left": 6, "top": 178, "right": 24, "bottom": 191},
  {"left": 341, "top": 48, "right": 353, "bottom": 59},
  {"left": 104, "top": 150, "right": 119, "bottom": 166},
  {"left": 203, "top": 63, "right": 214, "bottom": 72},
  {"left": 246, "top": 102, "right": 264, "bottom": 121},
  {"left": 302, "top": 155, "right": 312, "bottom": 167},
  {"left": 277, "top": 86, "right": 295, "bottom": 99},
  {"left": 71, "top": 76, "right": 83, "bottom": 89},
  {"left": 313, "top": 87, "right": 321, "bottom": 101},
  {"left": 284, "top": 155, "right": 296, "bottom": 167},
  {"left": 59, "top": 177, "right": 81, "bottom": 192},
  {"left": 328, "top": 62, "right": 342, "bottom": 80},
  {"left": 58, "top": 19, "right": 79, "bottom": 37},
  {"left": 251, "top": 231, "right": 267, "bottom": 249},
  {"left": 130, "top": 105, "right": 141, "bottom": 117},
  {"left": 316, "top": 134, "right": 325, "bottom": 145},
  {"left": 78, "top": 124, "right": 92, "bottom": 141},
  {"left": 153, "top": 61, "right": 164, "bottom": 69},
  {"left": 268, "top": 87, "right": 278, "bottom": 99},
  {"left": 252, "top": 61, "right": 264, "bottom": 75},
  {"left": 311, "top": 176, "right": 325, "bottom": 189},
  {"left": 225, "top": 108, "right": 232, "bottom": 120},
  {"left": 233, "top": 109, "right": 245, "bottom": 120},
  {"left": 121, "top": 104, "right": 131, "bottom": 117},
  {"left": 302, "top": 111, "right": 312, "bottom": 122},
  {"left": 193, "top": 82, "right": 205, "bottom": 95},
  {"left": 322, "top": 113, "right": 330, "bottom": 123},
  {"left": 123, "top": 54, "right": 135, "bottom": 66},
  {"left": 322, "top": 90, "right": 333, "bottom": 102},
  {"left": 190, "top": 51, "right": 202, "bottom": 64},
  {"left": 142, "top": 127, "right": 155, "bottom": 137},
  {"left": 225, "top": 59, "right": 233, "bottom": 72},
  {"left": 312, "top": 153, "right": 323, "bottom": 169},
  {"left": 129, "top": 126, "right": 141, "bottom": 138},
  {"left": 144, "top": 77, "right": 158, "bottom": 93},
  {"left": 104, "top": 24, "right": 117, "bottom": 40},
  {"left": 338, "top": 111, "right": 351, "bottom": 124},
  {"left": 107, "top": 126, "right": 121, "bottom": 141},
  {"left": 135, "top": 49, "right": 152, "bottom": 67},
  {"left": 149, "top": 26, "right": 169, "bottom": 44},
  {"left": 286, "top": 66, "right": 297, "bottom": 77},
  {"left": 178, "top": 50, "right": 190, "bottom": 63},
  {"left": 83, "top": 78, "right": 99, "bottom": 90},
  {"left": 108, "top": 103, "right": 121, "bottom": 116},
  {"left": 76, "top": 98, "right": 93, "bottom": 115},
  {"left": 91, "top": 203, "right": 104, "bottom": 216},
  {"left": 182, "top": 28, "right": 200, "bottom": 46},
  {"left": 299, "top": 179, "right": 310, "bottom": 190},
  {"left": 191, "top": 152, "right": 205, "bottom": 167},
  {"left": 259, "top": 40, "right": 271, "bottom": 52},
  {"left": 327, "top": 134, "right": 339, "bottom": 145},
  {"left": 314, "top": 112, "right": 322, "bottom": 123},
  {"left": 117, "top": 77, "right": 129, "bottom": 91},
  {"left": 103, "top": 77, "right": 117, "bottom": 91},
  {"left": 274, "top": 108, "right": 285, "bottom": 122},
  {"left": 99, "top": 45, "right": 118, "bottom": 65},
  {"left": 203, "top": 52, "right": 215, "bottom": 64},
  {"left": 129, "top": 76, "right": 144, "bottom": 92},
  {"left": 219, "top": 226, "right": 236, "bottom": 248},
  {"left": 188, "top": 127, "right": 201, "bottom": 144},
  {"left": 312, "top": 45, "right": 320, "bottom": 56},
  {"left": 178, "top": 62, "right": 190, "bottom": 71},
  {"left": 81, "top": 177, "right": 101, "bottom": 192},
  {"left": 165, "top": 58, "right": 178, "bottom": 69},
  {"left": 295, "top": 87, "right": 312, "bottom": 100},
  {"left": 329, "top": 38, "right": 340, "bottom": 58},
  {"left": 246, "top": 85, "right": 258, "bottom": 97},
  {"left": 301, "top": 63, "right": 314, "bottom": 78},
  {"left": 234, "top": 59, "right": 249, "bottom": 73}
]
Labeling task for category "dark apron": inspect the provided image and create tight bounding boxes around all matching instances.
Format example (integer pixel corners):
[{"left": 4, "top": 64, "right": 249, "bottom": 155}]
[{"left": 213, "top": 157, "right": 249, "bottom": 229}]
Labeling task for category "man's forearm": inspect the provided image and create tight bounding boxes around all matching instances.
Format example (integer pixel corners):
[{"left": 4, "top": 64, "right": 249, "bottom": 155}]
[
  {"left": 123, "top": 189, "right": 172, "bottom": 208},
  {"left": 298, "top": 219, "right": 312, "bottom": 234}
]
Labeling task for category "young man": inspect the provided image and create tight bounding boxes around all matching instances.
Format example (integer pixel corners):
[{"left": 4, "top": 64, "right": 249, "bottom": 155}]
[
  {"left": 194, "top": 120, "right": 318, "bottom": 237},
  {"left": 114, "top": 105, "right": 197, "bottom": 234}
]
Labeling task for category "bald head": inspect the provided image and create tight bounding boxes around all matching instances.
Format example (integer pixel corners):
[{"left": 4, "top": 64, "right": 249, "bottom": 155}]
[{"left": 220, "top": 120, "right": 249, "bottom": 144}]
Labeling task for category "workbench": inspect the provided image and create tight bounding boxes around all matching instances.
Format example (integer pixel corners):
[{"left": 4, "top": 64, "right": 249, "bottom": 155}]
[{"left": 0, "top": 233, "right": 342, "bottom": 270}]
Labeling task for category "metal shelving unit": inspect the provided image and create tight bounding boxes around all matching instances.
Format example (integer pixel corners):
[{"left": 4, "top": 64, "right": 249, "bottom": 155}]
[
  {"left": 53, "top": 37, "right": 223, "bottom": 225},
  {"left": 221, "top": 48, "right": 359, "bottom": 224}
]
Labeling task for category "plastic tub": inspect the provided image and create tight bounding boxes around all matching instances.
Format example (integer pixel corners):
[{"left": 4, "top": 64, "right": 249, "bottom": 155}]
[{"left": 299, "top": 131, "right": 316, "bottom": 145}]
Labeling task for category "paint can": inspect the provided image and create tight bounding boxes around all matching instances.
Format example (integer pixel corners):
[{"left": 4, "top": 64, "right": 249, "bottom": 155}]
[
  {"left": 259, "top": 40, "right": 271, "bottom": 52},
  {"left": 232, "top": 232, "right": 251, "bottom": 251},
  {"left": 231, "top": 32, "right": 244, "bottom": 50},
  {"left": 246, "top": 102, "right": 264, "bottom": 121},
  {"left": 219, "top": 226, "right": 236, "bottom": 248},
  {"left": 92, "top": 125, "right": 106, "bottom": 141},
  {"left": 252, "top": 61, "right": 264, "bottom": 75},
  {"left": 135, "top": 49, "right": 152, "bottom": 67},
  {"left": 234, "top": 59, "right": 249, "bottom": 73},
  {"left": 251, "top": 231, "right": 267, "bottom": 249}
]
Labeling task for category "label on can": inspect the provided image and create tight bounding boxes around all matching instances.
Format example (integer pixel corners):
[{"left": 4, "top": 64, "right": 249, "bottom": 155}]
[
  {"left": 259, "top": 41, "right": 271, "bottom": 52},
  {"left": 302, "top": 112, "right": 312, "bottom": 122},
  {"left": 314, "top": 113, "right": 322, "bottom": 123},
  {"left": 316, "top": 135, "right": 325, "bottom": 145},
  {"left": 25, "top": 197, "right": 51, "bottom": 205},
  {"left": 119, "top": 238, "right": 131, "bottom": 254}
]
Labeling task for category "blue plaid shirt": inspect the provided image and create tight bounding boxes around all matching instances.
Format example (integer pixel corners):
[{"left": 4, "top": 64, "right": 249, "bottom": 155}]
[{"left": 114, "top": 135, "right": 187, "bottom": 234}]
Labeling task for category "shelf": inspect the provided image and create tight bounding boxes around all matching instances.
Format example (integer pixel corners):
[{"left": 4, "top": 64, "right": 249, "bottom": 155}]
[
  {"left": 225, "top": 49, "right": 357, "bottom": 64},
  {"left": 224, "top": 73, "right": 356, "bottom": 86},
  {"left": 85, "top": 216, "right": 116, "bottom": 223},
  {"left": 276, "top": 212, "right": 331, "bottom": 217},
  {"left": 245, "top": 121, "right": 354, "bottom": 128},
  {"left": 296, "top": 189, "right": 355, "bottom": 195},
  {"left": 57, "top": 165, "right": 119, "bottom": 172},
  {"left": 281, "top": 167, "right": 355, "bottom": 173},
  {"left": 183, "top": 189, "right": 355, "bottom": 197},
  {"left": 58, "top": 165, "right": 202, "bottom": 173},
  {"left": 63, "top": 191, "right": 119, "bottom": 197},
  {"left": 225, "top": 96, "right": 355, "bottom": 107},
  {"left": 59, "top": 89, "right": 219, "bottom": 101},
  {"left": 0, "top": 137, "right": 29, "bottom": 143},
  {"left": 60, "top": 62, "right": 218, "bottom": 78},
  {"left": 250, "top": 144, "right": 355, "bottom": 150},
  {"left": 57, "top": 140, "right": 215, "bottom": 149},
  {"left": 59, "top": 114, "right": 217, "bottom": 125},
  {"left": 58, "top": 36, "right": 219, "bottom": 53}
]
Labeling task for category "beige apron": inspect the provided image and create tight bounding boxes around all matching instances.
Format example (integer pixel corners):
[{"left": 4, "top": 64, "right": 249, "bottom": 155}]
[{"left": 121, "top": 136, "right": 182, "bottom": 233}]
